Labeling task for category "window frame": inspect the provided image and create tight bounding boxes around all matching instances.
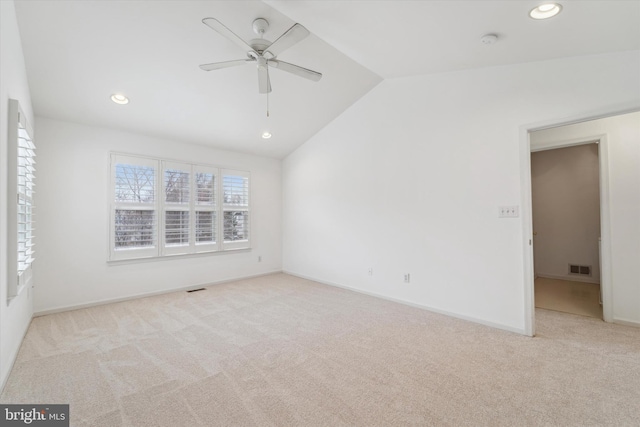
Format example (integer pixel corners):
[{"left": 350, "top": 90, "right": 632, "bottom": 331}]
[{"left": 109, "top": 153, "right": 250, "bottom": 262}]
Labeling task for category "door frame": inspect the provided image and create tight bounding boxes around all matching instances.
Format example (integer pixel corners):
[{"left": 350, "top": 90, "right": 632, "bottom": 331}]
[
  {"left": 530, "top": 135, "right": 611, "bottom": 319},
  {"left": 519, "top": 107, "right": 639, "bottom": 337}
]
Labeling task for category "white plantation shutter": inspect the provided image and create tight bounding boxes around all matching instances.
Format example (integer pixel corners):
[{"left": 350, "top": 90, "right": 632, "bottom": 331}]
[
  {"left": 194, "top": 166, "right": 217, "bottom": 252},
  {"left": 163, "top": 162, "right": 191, "bottom": 255},
  {"left": 111, "top": 155, "right": 158, "bottom": 260},
  {"left": 222, "top": 170, "right": 250, "bottom": 250},
  {"left": 17, "top": 127, "right": 36, "bottom": 274},
  {"left": 8, "top": 99, "right": 36, "bottom": 300}
]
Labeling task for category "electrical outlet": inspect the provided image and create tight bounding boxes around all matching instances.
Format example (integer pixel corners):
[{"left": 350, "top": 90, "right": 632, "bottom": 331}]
[
  {"left": 368, "top": 268, "right": 373, "bottom": 276},
  {"left": 404, "top": 273, "right": 411, "bottom": 283},
  {"left": 499, "top": 205, "right": 519, "bottom": 218}
]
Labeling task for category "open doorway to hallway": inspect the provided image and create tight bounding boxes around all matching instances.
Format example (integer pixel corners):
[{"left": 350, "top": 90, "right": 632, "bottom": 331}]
[
  {"left": 530, "top": 141, "right": 602, "bottom": 319},
  {"left": 523, "top": 110, "right": 640, "bottom": 335}
]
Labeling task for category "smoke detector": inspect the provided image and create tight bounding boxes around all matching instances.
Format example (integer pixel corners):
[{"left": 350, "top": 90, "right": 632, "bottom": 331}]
[{"left": 480, "top": 34, "right": 498, "bottom": 45}]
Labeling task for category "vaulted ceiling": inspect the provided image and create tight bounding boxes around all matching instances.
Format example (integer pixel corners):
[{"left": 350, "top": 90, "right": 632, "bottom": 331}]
[{"left": 14, "top": 1, "right": 640, "bottom": 158}]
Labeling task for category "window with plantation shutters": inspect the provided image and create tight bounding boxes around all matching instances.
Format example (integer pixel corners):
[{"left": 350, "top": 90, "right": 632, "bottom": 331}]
[
  {"left": 17, "top": 128, "right": 36, "bottom": 274},
  {"left": 222, "top": 171, "right": 250, "bottom": 250},
  {"left": 109, "top": 154, "right": 248, "bottom": 261},
  {"left": 8, "top": 99, "right": 35, "bottom": 301},
  {"left": 163, "top": 163, "right": 190, "bottom": 254},
  {"left": 194, "top": 167, "right": 217, "bottom": 250},
  {"left": 111, "top": 155, "right": 158, "bottom": 260}
]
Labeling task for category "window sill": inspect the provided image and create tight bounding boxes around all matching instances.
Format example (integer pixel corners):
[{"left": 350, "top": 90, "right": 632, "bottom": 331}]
[{"left": 107, "top": 247, "right": 251, "bottom": 265}]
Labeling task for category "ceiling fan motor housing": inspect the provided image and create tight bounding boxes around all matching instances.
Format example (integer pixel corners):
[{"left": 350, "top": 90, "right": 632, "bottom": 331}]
[
  {"left": 250, "top": 18, "right": 271, "bottom": 55},
  {"left": 249, "top": 39, "right": 272, "bottom": 55}
]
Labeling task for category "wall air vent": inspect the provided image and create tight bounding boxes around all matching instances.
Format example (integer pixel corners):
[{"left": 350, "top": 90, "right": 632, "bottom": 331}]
[{"left": 569, "top": 264, "right": 591, "bottom": 276}]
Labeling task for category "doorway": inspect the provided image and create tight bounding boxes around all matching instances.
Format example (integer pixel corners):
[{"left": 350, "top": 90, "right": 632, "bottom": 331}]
[
  {"left": 521, "top": 109, "right": 640, "bottom": 336},
  {"left": 530, "top": 142, "right": 602, "bottom": 319}
]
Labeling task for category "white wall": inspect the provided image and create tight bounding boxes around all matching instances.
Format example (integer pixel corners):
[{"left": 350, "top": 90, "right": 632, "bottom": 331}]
[
  {"left": 33, "top": 117, "right": 282, "bottom": 313},
  {"left": 283, "top": 50, "right": 640, "bottom": 333},
  {"left": 531, "top": 112, "right": 640, "bottom": 326},
  {"left": 531, "top": 144, "right": 601, "bottom": 283},
  {"left": 0, "top": 0, "right": 35, "bottom": 389}
]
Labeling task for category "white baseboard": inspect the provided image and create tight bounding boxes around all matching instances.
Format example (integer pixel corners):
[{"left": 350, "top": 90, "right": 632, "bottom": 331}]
[
  {"left": 535, "top": 273, "right": 600, "bottom": 285},
  {"left": 613, "top": 317, "right": 640, "bottom": 328},
  {"left": 283, "top": 270, "right": 527, "bottom": 336},
  {"left": 34, "top": 270, "right": 283, "bottom": 317}
]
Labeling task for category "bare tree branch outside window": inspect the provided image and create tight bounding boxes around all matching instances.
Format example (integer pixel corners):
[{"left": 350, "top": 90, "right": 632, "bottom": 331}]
[{"left": 114, "top": 164, "right": 156, "bottom": 248}]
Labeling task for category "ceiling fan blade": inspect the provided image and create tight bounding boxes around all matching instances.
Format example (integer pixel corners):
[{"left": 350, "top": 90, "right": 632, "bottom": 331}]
[
  {"left": 268, "top": 60, "right": 322, "bottom": 82},
  {"left": 264, "top": 23, "right": 310, "bottom": 58},
  {"left": 258, "top": 65, "right": 271, "bottom": 94},
  {"left": 199, "top": 59, "right": 253, "bottom": 71},
  {"left": 202, "top": 18, "right": 257, "bottom": 55}
]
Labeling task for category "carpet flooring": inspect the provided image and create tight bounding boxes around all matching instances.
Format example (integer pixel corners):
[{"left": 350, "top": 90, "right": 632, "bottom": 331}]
[
  {"left": 535, "top": 277, "right": 603, "bottom": 319},
  {"left": 1, "top": 273, "right": 639, "bottom": 426}
]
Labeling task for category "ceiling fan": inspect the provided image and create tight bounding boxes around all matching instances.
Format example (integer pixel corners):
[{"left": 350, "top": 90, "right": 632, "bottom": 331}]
[{"left": 200, "top": 17, "right": 322, "bottom": 94}]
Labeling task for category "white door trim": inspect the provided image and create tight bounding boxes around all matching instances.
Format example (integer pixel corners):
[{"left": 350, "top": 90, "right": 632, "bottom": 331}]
[
  {"left": 519, "top": 105, "right": 639, "bottom": 337},
  {"left": 530, "top": 135, "right": 612, "bottom": 323}
]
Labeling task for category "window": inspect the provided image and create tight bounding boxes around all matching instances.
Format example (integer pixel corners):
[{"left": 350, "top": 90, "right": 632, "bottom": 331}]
[
  {"left": 163, "top": 162, "right": 191, "bottom": 255},
  {"left": 194, "top": 168, "right": 217, "bottom": 246},
  {"left": 222, "top": 171, "right": 250, "bottom": 250},
  {"left": 109, "top": 154, "right": 249, "bottom": 260},
  {"left": 113, "top": 156, "right": 157, "bottom": 259},
  {"left": 7, "top": 99, "right": 36, "bottom": 300}
]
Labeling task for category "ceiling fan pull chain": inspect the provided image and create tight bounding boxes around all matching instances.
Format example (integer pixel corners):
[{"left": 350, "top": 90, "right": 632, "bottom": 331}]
[{"left": 267, "top": 91, "right": 270, "bottom": 117}]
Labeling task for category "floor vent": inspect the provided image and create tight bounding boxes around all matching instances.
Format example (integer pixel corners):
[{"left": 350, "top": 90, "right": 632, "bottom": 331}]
[
  {"left": 187, "top": 288, "right": 206, "bottom": 293},
  {"left": 569, "top": 264, "right": 591, "bottom": 276}
]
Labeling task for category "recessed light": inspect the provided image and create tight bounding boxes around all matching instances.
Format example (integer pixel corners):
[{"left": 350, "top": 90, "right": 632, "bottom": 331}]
[
  {"left": 261, "top": 131, "right": 272, "bottom": 139},
  {"left": 110, "top": 93, "right": 129, "bottom": 105},
  {"left": 529, "top": 3, "right": 562, "bottom": 19}
]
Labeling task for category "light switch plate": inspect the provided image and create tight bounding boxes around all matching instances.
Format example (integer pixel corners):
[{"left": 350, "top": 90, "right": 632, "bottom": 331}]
[{"left": 499, "top": 206, "right": 519, "bottom": 218}]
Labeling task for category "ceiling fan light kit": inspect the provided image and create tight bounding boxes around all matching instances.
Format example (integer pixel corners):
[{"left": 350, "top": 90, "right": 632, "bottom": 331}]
[{"left": 200, "top": 17, "right": 322, "bottom": 95}]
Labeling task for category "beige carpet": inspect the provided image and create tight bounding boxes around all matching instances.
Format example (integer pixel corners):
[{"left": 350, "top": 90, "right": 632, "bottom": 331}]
[
  {"left": 535, "top": 277, "right": 603, "bottom": 319},
  {"left": 2, "top": 273, "right": 639, "bottom": 426}
]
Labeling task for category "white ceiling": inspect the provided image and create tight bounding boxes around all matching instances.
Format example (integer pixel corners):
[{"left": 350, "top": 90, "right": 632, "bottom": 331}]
[
  {"left": 267, "top": 0, "right": 640, "bottom": 79},
  {"left": 13, "top": 0, "right": 381, "bottom": 158},
  {"left": 14, "top": 1, "right": 640, "bottom": 158}
]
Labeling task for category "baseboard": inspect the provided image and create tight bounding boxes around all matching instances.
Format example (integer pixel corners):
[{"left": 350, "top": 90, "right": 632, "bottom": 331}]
[
  {"left": 535, "top": 273, "right": 600, "bottom": 285},
  {"left": 34, "top": 270, "right": 283, "bottom": 317},
  {"left": 613, "top": 317, "right": 640, "bottom": 328},
  {"left": 283, "top": 270, "right": 527, "bottom": 336},
  {"left": 1, "top": 312, "right": 33, "bottom": 394}
]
